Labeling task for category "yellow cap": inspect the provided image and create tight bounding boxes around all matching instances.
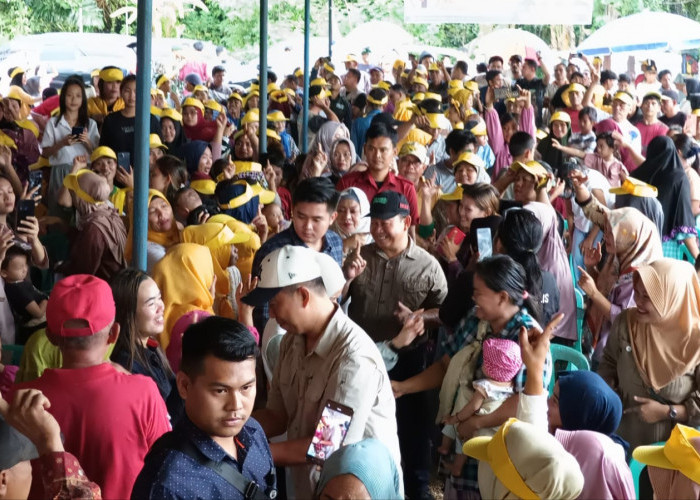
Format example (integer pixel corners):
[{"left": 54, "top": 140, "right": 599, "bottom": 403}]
[
  {"left": 510, "top": 160, "right": 549, "bottom": 188},
  {"left": 470, "top": 121, "right": 487, "bottom": 136},
  {"left": 267, "top": 110, "right": 288, "bottom": 122},
  {"left": 182, "top": 96, "right": 205, "bottom": 112},
  {"left": 693, "top": 109, "right": 700, "bottom": 117},
  {"left": 248, "top": 83, "right": 260, "bottom": 93},
  {"left": 412, "top": 77, "right": 428, "bottom": 88},
  {"left": 243, "top": 90, "right": 260, "bottom": 108},
  {"left": 312, "top": 88, "right": 331, "bottom": 99},
  {"left": 632, "top": 424, "right": 700, "bottom": 483},
  {"left": 190, "top": 179, "right": 217, "bottom": 195},
  {"left": 377, "top": 81, "right": 391, "bottom": 91},
  {"left": 9, "top": 67, "right": 24, "bottom": 79},
  {"left": 423, "top": 92, "right": 442, "bottom": 102},
  {"left": 250, "top": 182, "right": 276, "bottom": 204},
  {"left": 345, "top": 54, "right": 359, "bottom": 62},
  {"left": 447, "top": 80, "right": 464, "bottom": 96},
  {"left": 267, "top": 82, "right": 280, "bottom": 93},
  {"left": 160, "top": 108, "right": 182, "bottom": 122},
  {"left": 310, "top": 77, "right": 328, "bottom": 87},
  {"left": 412, "top": 92, "right": 425, "bottom": 103},
  {"left": 266, "top": 129, "right": 281, "bottom": 141},
  {"left": 228, "top": 92, "right": 243, "bottom": 102},
  {"left": 440, "top": 184, "right": 464, "bottom": 201},
  {"left": 424, "top": 112, "right": 450, "bottom": 130},
  {"left": 454, "top": 151, "right": 485, "bottom": 170},
  {"left": 549, "top": 111, "right": 571, "bottom": 125},
  {"left": 156, "top": 74, "right": 170, "bottom": 88},
  {"left": 367, "top": 94, "right": 388, "bottom": 106},
  {"left": 562, "top": 82, "right": 586, "bottom": 107},
  {"left": 149, "top": 134, "right": 168, "bottom": 150},
  {"left": 323, "top": 61, "right": 335, "bottom": 74},
  {"left": 613, "top": 91, "right": 634, "bottom": 106},
  {"left": 398, "top": 142, "right": 428, "bottom": 164},
  {"left": 0, "top": 130, "right": 17, "bottom": 150},
  {"left": 294, "top": 68, "right": 303, "bottom": 78},
  {"left": 241, "top": 109, "right": 260, "bottom": 125},
  {"left": 393, "top": 59, "right": 405, "bottom": 70},
  {"left": 428, "top": 63, "right": 440, "bottom": 72},
  {"left": 99, "top": 68, "right": 123, "bottom": 82},
  {"left": 465, "top": 80, "right": 480, "bottom": 94},
  {"left": 29, "top": 156, "right": 49, "bottom": 171},
  {"left": 609, "top": 176, "right": 658, "bottom": 197},
  {"left": 90, "top": 145, "right": 117, "bottom": 163},
  {"left": 193, "top": 84, "right": 209, "bottom": 94},
  {"left": 63, "top": 169, "right": 104, "bottom": 205},
  {"left": 643, "top": 90, "right": 662, "bottom": 101},
  {"left": 182, "top": 221, "right": 251, "bottom": 247},
  {"left": 90, "top": 68, "right": 100, "bottom": 79},
  {"left": 150, "top": 105, "right": 162, "bottom": 117},
  {"left": 204, "top": 99, "right": 222, "bottom": 112},
  {"left": 269, "top": 90, "right": 288, "bottom": 103}
]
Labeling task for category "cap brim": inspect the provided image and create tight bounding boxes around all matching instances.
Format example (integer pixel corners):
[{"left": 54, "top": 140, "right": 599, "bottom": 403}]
[
  {"left": 608, "top": 186, "right": 627, "bottom": 195},
  {"left": 242, "top": 286, "right": 283, "bottom": 307},
  {"left": 632, "top": 445, "right": 673, "bottom": 469},
  {"left": 462, "top": 436, "right": 491, "bottom": 461},
  {"left": 230, "top": 232, "right": 252, "bottom": 245}
]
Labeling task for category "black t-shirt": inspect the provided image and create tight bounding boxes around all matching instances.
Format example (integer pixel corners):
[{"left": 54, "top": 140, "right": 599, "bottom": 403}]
[
  {"left": 330, "top": 95, "right": 351, "bottom": 129},
  {"left": 99, "top": 111, "right": 161, "bottom": 165},
  {"left": 660, "top": 111, "right": 687, "bottom": 129},
  {"left": 516, "top": 77, "right": 547, "bottom": 127},
  {"left": 5, "top": 280, "right": 48, "bottom": 324}
]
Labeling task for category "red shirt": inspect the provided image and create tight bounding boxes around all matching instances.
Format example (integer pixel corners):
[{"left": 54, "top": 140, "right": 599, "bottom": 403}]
[
  {"left": 13, "top": 363, "right": 170, "bottom": 500},
  {"left": 31, "top": 95, "right": 60, "bottom": 117},
  {"left": 636, "top": 121, "right": 669, "bottom": 155},
  {"left": 336, "top": 169, "right": 419, "bottom": 224}
]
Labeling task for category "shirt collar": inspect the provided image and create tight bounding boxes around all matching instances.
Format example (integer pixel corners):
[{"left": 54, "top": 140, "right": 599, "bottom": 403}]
[
  {"left": 312, "top": 305, "right": 344, "bottom": 359},
  {"left": 179, "top": 415, "right": 258, "bottom": 463}
]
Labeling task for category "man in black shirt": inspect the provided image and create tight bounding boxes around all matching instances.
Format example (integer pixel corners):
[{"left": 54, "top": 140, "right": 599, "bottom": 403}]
[
  {"left": 99, "top": 74, "right": 160, "bottom": 167},
  {"left": 660, "top": 89, "right": 688, "bottom": 129},
  {"left": 328, "top": 72, "right": 351, "bottom": 129},
  {"left": 516, "top": 57, "right": 550, "bottom": 127}
]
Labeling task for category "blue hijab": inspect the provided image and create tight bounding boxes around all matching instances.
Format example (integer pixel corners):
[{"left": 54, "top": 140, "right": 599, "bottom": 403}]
[
  {"left": 558, "top": 370, "right": 629, "bottom": 452},
  {"left": 316, "top": 439, "right": 401, "bottom": 499},
  {"left": 214, "top": 180, "right": 259, "bottom": 224},
  {"left": 177, "top": 140, "right": 210, "bottom": 175}
]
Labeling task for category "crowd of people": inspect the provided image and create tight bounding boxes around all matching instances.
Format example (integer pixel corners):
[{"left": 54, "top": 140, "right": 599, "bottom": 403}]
[{"left": 0, "top": 44, "right": 699, "bottom": 500}]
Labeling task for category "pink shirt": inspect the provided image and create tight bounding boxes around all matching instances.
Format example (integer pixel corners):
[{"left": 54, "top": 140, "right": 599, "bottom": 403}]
[
  {"left": 636, "top": 121, "right": 669, "bottom": 155},
  {"left": 556, "top": 429, "right": 636, "bottom": 500},
  {"left": 583, "top": 153, "right": 626, "bottom": 187},
  {"left": 13, "top": 363, "right": 170, "bottom": 500},
  {"left": 486, "top": 105, "right": 535, "bottom": 179}
]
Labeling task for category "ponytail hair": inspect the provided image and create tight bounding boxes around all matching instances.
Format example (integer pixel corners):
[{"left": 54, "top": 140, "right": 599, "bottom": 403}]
[
  {"left": 497, "top": 209, "right": 544, "bottom": 307},
  {"left": 475, "top": 254, "right": 541, "bottom": 323}
]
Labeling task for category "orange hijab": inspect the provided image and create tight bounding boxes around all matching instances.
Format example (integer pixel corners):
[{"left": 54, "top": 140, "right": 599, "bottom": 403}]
[{"left": 629, "top": 258, "right": 700, "bottom": 391}]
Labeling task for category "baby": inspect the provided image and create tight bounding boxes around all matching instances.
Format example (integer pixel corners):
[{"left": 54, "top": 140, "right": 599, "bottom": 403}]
[
  {"left": 439, "top": 337, "right": 522, "bottom": 477},
  {"left": 262, "top": 202, "right": 288, "bottom": 236}
]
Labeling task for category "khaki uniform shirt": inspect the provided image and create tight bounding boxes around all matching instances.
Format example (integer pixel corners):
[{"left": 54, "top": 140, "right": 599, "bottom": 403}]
[
  {"left": 348, "top": 238, "right": 448, "bottom": 342},
  {"left": 267, "top": 306, "right": 402, "bottom": 499}
]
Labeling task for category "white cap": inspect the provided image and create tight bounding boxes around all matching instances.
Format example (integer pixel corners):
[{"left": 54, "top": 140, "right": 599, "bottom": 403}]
[{"left": 242, "top": 245, "right": 342, "bottom": 306}]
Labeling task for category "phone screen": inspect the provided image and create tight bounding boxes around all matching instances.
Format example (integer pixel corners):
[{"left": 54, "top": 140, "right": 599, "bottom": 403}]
[
  {"left": 16, "top": 199, "right": 35, "bottom": 228},
  {"left": 28, "top": 170, "right": 42, "bottom": 191},
  {"left": 306, "top": 400, "right": 353, "bottom": 465},
  {"left": 476, "top": 227, "right": 493, "bottom": 261},
  {"left": 117, "top": 152, "right": 131, "bottom": 173},
  {"left": 71, "top": 126, "right": 84, "bottom": 137}
]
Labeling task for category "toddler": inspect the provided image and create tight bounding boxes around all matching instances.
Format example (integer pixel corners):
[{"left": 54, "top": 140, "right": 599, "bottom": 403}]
[
  {"left": 262, "top": 202, "right": 288, "bottom": 236},
  {"left": 438, "top": 337, "right": 522, "bottom": 477}
]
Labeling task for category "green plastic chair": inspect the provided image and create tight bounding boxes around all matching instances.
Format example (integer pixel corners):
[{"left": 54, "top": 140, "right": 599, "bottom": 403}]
[
  {"left": 680, "top": 242, "right": 696, "bottom": 265},
  {"left": 573, "top": 288, "right": 585, "bottom": 353},
  {"left": 548, "top": 343, "right": 590, "bottom": 395},
  {"left": 1, "top": 344, "right": 24, "bottom": 365}
]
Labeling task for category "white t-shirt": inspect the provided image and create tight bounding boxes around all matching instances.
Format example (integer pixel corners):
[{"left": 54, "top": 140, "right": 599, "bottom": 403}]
[
  {"left": 574, "top": 168, "right": 614, "bottom": 232},
  {"left": 41, "top": 116, "right": 100, "bottom": 166}
]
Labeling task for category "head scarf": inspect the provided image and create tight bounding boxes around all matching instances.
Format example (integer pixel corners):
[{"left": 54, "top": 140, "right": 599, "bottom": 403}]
[
  {"left": 182, "top": 105, "right": 218, "bottom": 142},
  {"left": 558, "top": 371, "right": 628, "bottom": 451},
  {"left": 333, "top": 187, "right": 371, "bottom": 237},
  {"left": 160, "top": 116, "right": 185, "bottom": 151},
  {"left": 177, "top": 140, "right": 210, "bottom": 175},
  {"left": 632, "top": 136, "right": 695, "bottom": 239},
  {"left": 125, "top": 190, "right": 181, "bottom": 262},
  {"left": 537, "top": 122, "right": 571, "bottom": 171},
  {"left": 152, "top": 242, "right": 215, "bottom": 349},
  {"left": 329, "top": 137, "right": 358, "bottom": 177},
  {"left": 181, "top": 222, "right": 235, "bottom": 297},
  {"left": 614, "top": 194, "right": 664, "bottom": 238},
  {"left": 316, "top": 439, "right": 401, "bottom": 499},
  {"left": 313, "top": 121, "right": 349, "bottom": 158},
  {"left": 71, "top": 170, "right": 127, "bottom": 267},
  {"left": 628, "top": 259, "right": 700, "bottom": 391},
  {"left": 215, "top": 181, "right": 260, "bottom": 224}
]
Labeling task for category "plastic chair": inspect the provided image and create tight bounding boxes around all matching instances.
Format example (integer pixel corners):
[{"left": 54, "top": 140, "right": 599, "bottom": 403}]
[
  {"left": 548, "top": 343, "right": 590, "bottom": 395},
  {"left": 1, "top": 344, "right": 24, "bottom": 365},
  {"left": 573, "top": 288, "right": 585, "bottom": 353},
  {"left": 680, "top": 242, "right": 696, "bottom": 265}
]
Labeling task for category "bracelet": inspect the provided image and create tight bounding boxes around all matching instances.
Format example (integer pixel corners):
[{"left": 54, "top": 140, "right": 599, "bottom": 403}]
[{"left": 387, "top": 341, "right": 401, "bottom": 354}]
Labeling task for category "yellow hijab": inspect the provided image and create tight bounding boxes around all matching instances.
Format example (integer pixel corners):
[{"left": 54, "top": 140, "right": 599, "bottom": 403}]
[
  {"left": 207, "top": 213, "right": 261, "bottom": 279},
  {"left": 629, "top": 258, "right": 700, "bottom": 391},
  {"left": 124, "top": 189, "right": 180, "bottom": 262},
  {"left": 151, "top": 243, "right": 215, "bottom": 349}
]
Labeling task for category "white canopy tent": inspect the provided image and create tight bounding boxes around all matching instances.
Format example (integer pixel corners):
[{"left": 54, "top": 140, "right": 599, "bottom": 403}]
[
  {"left": 463, "top": 28, "right": 557, "bottom": 67},
  {"left": 577, "top": 11, "right": 700, "bottom": 56}
]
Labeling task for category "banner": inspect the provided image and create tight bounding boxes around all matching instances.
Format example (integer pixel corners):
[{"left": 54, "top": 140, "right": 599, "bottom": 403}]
[{"left": 404, "top": 0, "right": 594, "bottom": 25}]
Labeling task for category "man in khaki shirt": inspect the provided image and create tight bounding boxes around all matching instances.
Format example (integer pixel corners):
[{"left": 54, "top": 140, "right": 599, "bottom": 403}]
[
  {"left": 245, "top": 245, "right": 401, "bottom": 499},
  {"left": 344, "top": 190, "right": 447, "bottom": 499}
]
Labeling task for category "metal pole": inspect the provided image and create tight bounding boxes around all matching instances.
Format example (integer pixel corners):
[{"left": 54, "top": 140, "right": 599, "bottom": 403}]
[
  {"left": 132, "top": 0, "right": 153, "bottom": 270},
  {"left": 328, "top": 0, "right": 332, "bottom": 59},
  {"left": 259, "top": 0, "right": 268, "bottom": 155},
  {"left": 301, "top": 0, "right": 310, "bottom": 153}
]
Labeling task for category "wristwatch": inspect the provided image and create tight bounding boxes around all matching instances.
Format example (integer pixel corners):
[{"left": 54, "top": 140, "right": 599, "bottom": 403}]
[{"left": 668, "top": 405, "right": 678, "bottom": 421}]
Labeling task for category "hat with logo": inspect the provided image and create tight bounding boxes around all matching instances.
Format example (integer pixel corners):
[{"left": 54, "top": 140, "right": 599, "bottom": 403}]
[
  {"left": 47, "top": 274, "right": 116, "bottom": 337},
  {"left": 241, "top": 245, "right": 326, "bottom": 306},
  {"left": 368, "top": 191, "right": 410, "bottom": 220},
  {"left": 399, "top": 142, "right": 428, "bottom": 164}
]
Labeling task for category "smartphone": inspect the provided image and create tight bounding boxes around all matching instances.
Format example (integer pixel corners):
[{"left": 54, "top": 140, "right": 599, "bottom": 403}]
[
  {"left": 476, "top": 227, "right": 492, "bottom": 261},
  {"left": 117, "top": 152, "right": 131, "bottom": 173},
  {"left": 306, "top": 400, "right": 353, "bottom": 466},
  {"left": 494, "top": 86, "right": 519, "bottom": 101},
  {"left": 186, "top": 204, "right": 208, "bottom": 226},
  {"left": 446, "top": 226, "right": 466, "bottom": 247},
  {"left": 27, "top": 170, "right": 42, "bottom": 192},
  {"left": 71, "top": 126, "right": 84, "bottom": 137},
  {"left": 16, "top": 199, "right": 34, "bottom": 228}
]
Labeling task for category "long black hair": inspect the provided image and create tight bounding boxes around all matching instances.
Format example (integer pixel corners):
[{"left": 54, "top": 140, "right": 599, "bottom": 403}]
[
  {"left": 673, "top": 133, "right": 700, "bottom": 172},
  {"left": 7, "top": 67, "right": 24, "bottom": 88},
  {"left": 56, "top": 74, "right": 88, "bottom": 127},
  {"left": 497, "top": 209, "right": 544, "bottom": 310},
  {"left": 475, "top": 254, "right": 541, "bottom": 323}
]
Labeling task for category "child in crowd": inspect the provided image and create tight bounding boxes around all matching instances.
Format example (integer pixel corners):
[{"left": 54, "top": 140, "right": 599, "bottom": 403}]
[
  {"left": 568, "top": 106, "right": 598, "bottom": 153},
  {"left": 262, "top": 202, "right": 287, "bottom": 236},
  {"left": 438, "top": 337, "right": 522, "bottom": 476},
  {"left": 553, "top": 131, "right": 627, "bottom": 187},
  {"left": 1, "top": 245, "right": 48, "bottom": 343}
]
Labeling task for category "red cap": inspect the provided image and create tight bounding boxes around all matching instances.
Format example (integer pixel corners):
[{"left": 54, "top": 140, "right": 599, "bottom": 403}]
[{"left": 47, "top": 274, "right": 115, "bottom": 338}]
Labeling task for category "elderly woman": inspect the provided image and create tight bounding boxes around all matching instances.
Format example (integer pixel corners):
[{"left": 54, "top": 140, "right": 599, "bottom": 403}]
[
  {"left": 332, "top": 187, "right": 372, "bottom": 261},
  {"left": 598, "top": 258, "right": 700, "bottom": 450},
  {"left": 59, "top": 169, "right": 126, "bottom": 281}
]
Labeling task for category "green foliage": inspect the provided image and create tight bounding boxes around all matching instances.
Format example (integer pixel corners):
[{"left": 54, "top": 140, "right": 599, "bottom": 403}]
[{"left": 0, "top": 0, "right": 31, "bottom": 40}]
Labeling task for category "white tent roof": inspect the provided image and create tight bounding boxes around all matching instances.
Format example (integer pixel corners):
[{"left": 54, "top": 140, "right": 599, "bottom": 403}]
[
  {"left": 577, "top": 11, "right": 700, "bottom": 55},
  {"left": 463, "top": 28, "right": 554, "bottom": 63}
]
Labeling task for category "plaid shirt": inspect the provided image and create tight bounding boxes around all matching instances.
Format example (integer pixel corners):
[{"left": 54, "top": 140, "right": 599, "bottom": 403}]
[
  {"left": 444, "top": 308, "right": 552, "bottom": 492},
  {"left": 251, "top": 226, "right": 343, "bottom": 331}
]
